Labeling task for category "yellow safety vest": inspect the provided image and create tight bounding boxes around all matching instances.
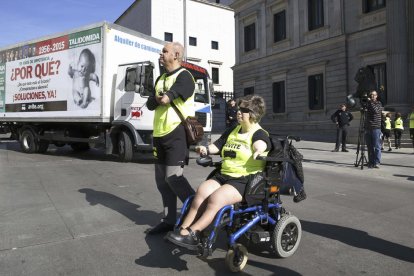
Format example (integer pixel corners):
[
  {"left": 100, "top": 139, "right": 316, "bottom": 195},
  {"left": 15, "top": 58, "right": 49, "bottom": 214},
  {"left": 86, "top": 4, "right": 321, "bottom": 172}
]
[
  {"left": 385, "top": 117, "right": 391, "bottom": 130},
  {"left": 153, "top": 68, "right": 195, "bottom": 137},
  {"left": 410, "top": 112, "right": 414, "bottom": 129},
  {"left": 221, "top": 124, "right": 268, "bottom": 177},
  {"left": 394, "top": 118, "right": 404, "bottom": 130}
]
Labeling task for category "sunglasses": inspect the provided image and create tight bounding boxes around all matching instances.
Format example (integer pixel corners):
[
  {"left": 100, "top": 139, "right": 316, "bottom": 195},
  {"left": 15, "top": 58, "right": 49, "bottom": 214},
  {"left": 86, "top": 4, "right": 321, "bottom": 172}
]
[{"left": 238, "top": 106, "right": 251, "bottom": 113}]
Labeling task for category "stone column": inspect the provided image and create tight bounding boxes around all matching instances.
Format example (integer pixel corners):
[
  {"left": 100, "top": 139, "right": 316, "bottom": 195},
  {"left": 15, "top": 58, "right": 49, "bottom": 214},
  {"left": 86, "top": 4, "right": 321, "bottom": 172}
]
[
  {"left": 407, "top": 0, "right": 414, "bottom": 105},
  {"left": 386, "top": 0, "right": 409, "bottom": 112}
]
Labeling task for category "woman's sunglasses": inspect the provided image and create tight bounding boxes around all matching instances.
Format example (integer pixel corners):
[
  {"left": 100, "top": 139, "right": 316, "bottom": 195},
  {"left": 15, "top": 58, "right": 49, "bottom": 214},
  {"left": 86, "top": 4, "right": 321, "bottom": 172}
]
[{"left": 238, "top": 106, "right": 251, "bottom": 113}]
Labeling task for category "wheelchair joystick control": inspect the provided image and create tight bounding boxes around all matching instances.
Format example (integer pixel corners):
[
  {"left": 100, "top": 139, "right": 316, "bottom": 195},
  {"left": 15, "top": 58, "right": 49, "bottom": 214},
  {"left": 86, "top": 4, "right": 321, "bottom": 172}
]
[{"left": 196, "top": 155, "right": 213, "bottom": 167}]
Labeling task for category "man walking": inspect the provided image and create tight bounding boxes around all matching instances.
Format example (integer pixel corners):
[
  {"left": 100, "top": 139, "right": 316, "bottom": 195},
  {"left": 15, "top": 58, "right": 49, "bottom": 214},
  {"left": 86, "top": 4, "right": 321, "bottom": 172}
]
[
  {"left": 331, "top": 104, "right": 353, "bottom": 152},
  {"left": 145, "top": 42, "right": 196, "bottom": 234}
]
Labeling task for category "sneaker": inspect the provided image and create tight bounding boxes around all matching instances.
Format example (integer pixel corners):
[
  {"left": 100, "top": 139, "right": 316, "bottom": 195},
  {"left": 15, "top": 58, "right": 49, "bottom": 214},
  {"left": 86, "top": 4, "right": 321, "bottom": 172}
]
[
  {"left": 373, "top": 164, "right": 380, "bottom": 169},
  {"left": 145, "top": 221, "right": 174, "bottom": 235},
  {"left": 331, "top": 149, "right": 339, "bottom": 152},
  {"left": 388, "top": 148, "right": 392, "bottom": 151}
]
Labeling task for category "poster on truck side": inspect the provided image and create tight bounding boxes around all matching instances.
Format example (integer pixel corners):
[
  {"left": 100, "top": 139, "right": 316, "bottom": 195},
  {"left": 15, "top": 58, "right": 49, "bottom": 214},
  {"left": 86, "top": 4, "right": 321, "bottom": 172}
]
[{"left": 0, "top": 27, "right": 102, "bottom": 117}]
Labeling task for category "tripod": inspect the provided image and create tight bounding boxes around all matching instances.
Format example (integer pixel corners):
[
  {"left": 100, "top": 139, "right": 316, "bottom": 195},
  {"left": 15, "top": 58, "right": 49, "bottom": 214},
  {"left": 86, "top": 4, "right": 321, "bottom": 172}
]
[{"left": 354, "top": 109, "right": 369, "bottom": 170}]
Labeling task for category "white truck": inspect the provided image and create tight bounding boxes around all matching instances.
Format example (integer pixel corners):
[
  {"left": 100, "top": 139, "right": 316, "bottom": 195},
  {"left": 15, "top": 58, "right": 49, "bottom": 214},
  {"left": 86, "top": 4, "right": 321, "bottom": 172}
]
[{"left": 0, "top": 22, "right": 213, "bottom": 162}]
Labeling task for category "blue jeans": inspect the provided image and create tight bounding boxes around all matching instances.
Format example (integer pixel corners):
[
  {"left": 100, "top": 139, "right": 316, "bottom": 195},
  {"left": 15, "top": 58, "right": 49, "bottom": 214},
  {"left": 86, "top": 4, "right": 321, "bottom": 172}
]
[{"left": 365, "top": 129, "right": 382, "bottom": 166}]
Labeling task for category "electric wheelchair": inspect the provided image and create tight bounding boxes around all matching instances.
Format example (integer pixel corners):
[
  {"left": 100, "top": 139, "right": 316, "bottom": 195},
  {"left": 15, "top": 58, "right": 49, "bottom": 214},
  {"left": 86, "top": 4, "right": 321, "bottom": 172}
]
[{"left": 173, "top": 135, "right": 305, "bottom": 272}]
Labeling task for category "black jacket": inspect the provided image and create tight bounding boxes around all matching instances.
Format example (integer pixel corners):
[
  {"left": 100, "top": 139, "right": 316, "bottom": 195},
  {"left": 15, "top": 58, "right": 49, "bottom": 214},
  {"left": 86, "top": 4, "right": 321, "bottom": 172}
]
[{"left": 331, "top": 110, "right": 353, "bottom": 127}]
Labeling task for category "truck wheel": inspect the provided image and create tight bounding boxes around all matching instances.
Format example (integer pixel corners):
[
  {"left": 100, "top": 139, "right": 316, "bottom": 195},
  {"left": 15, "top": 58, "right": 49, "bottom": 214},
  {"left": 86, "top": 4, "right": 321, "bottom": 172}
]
[
  {"left": 20, "top": 129, "right": 38, "bottom": 153},
  {"left": 37, "top": 142, "right": 49, "bottom": 153},
  {"left": 71, "top": 143, "right": 90, "bottom": 152},
  {"left": 118, "top": 131, "right": 133, "bottom": 162}
]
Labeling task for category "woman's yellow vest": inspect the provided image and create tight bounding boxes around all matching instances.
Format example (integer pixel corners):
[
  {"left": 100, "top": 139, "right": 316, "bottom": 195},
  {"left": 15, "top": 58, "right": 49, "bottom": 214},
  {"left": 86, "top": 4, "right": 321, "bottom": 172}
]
[
  {"left": 394, "top": 117, "right": 404, "bottom": 130},
  {"left": 221, "top": 124, "right": 268, "bottom": 177},
  {"left": 385, "top": 117, "right": 391, "bottom": 130},
  {"left": 410, "top": 112, "right": 414, "bottom": 129},
  {"left": 153, "top": 68, "right": 195, "bottom": 137}
]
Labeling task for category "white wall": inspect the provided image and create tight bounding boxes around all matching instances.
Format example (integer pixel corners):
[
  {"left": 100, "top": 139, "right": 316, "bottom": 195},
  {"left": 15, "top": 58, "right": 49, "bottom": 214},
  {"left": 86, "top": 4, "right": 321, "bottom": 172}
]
[{"left": 118, "top": 0, "right": 235, "bottom": 93}]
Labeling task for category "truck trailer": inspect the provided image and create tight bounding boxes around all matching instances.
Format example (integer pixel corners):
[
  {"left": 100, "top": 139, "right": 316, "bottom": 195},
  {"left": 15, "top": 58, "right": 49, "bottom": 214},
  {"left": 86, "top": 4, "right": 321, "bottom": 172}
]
[{"left": 0, "top": 22, "right": 213, "bottom": 162}]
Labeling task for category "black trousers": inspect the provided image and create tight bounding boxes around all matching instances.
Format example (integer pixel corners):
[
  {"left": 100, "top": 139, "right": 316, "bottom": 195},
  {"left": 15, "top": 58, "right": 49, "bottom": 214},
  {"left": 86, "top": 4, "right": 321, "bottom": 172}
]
[
  {"left": 394, "top": 129, "right": 403, "bottom": 148},
  {"left": 335, "top": 125, "right": 348, "bottom": 150}
]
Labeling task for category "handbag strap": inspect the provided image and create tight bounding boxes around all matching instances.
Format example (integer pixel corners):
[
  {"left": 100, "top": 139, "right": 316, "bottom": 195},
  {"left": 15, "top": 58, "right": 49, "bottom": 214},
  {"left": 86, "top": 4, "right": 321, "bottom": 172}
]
[{"left": 170, "top": 101, "right": 186, "bottom": 123}]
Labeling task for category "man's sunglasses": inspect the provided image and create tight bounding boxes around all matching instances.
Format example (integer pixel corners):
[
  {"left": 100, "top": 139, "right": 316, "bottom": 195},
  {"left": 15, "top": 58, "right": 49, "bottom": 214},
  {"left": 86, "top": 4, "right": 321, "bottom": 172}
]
[{"left": 238, "top": 106, "right": 251, "bottom": 113}]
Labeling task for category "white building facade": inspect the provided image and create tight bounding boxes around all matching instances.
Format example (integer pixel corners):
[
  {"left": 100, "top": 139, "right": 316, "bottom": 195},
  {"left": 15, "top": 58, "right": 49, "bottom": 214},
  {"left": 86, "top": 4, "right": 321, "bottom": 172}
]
[{"left": 115, "top": 0, "right": 235, "bottom": 94}]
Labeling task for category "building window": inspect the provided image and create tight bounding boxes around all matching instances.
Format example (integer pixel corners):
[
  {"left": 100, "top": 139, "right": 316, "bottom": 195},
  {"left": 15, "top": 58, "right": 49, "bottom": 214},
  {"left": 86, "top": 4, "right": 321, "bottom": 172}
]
[
  {"left": 244, "top": 23, "right": 256, "bottom": 52},
  {"left": 308, "top": 74, "right": 324, "bottom": 110},
  {"left": 211, "top": 41, "right": 219, "bottom": 50},
  {"left": 371, "top": 63, "right": 387, "bottom": 104},
  {"left": 274, "top": 10, "right": 286, "bottom": 43},
  {"left": 308, "top": 0, "right": 324, "bottom": 31},
  {"left": 363, "top": 0, "right": 386, "bottom": 13},
  {"left": 272, "top": 81, "right": 285, "bottom": 113},
  {"left": 164, "top": 32, "right": 173, "bottom": 42},
  {"left": 212, "top": 67, "right": 219, "bottom": 84},
  {"left": 244, "top": 86, "right": 254, "bottom": 96},
  {"left": 189, "top": 36, "right": 197, "bottom": 46}
]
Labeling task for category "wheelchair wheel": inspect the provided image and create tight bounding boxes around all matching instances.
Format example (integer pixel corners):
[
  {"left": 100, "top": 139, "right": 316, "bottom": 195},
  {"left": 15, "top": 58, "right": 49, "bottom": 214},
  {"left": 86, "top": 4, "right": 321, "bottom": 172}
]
[
  {"left": 272, "top": 214, "right": 302, "bottom": 258},
  {"left": 225, "top": 243, "right": 248, "bottom": 272}
]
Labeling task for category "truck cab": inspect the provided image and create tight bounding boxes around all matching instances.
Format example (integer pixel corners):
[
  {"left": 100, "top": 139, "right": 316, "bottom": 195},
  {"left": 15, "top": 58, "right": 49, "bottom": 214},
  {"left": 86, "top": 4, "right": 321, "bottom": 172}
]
[{"left": 111, "top": 61, "right": 213, "bottom": 161}]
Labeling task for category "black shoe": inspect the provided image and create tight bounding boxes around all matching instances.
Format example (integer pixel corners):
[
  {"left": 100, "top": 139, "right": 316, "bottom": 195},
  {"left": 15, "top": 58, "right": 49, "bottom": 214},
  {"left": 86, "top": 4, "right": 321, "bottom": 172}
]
[
  {"left": 293, "top": 189, "right": 307, "bottom": 203},
  {"left": 167, "top": 227, "right": 201, "bottom": 250},
  {"left": 331, "top": 149, "right": 339, "bottom": 152},
  {"left": 388, "top": 148, "right": 392, "bottom": 152},
  {"left": 145, "top": 221, "right": 174, "bottom": 235},
  {"left": 341, "top": 149, "right": 349, "bottom": 152}
]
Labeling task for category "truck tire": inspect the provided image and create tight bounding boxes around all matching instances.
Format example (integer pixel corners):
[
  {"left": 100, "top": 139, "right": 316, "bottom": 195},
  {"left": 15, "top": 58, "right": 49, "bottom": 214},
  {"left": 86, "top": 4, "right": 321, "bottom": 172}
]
[
  {"left": 20, "top": 129, "right": 38, "bottom": 153},
  {"left": 118, "top": 131, "right": 133, "bottom": 162},
  {"left": 71, "top": 143, "right": 90, "bottom": 152}
]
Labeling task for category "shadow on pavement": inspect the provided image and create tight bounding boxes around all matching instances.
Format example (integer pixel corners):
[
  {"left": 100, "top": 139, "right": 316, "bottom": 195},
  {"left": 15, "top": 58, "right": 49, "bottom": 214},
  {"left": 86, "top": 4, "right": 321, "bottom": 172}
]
[
  {"left": 135, "top": 236, "right": 190, "bottom": 272},
  {"left": 78, "top": 188, "right": 158, "bottom": 226},
  {"left": 77, "top": 188, "right": 191, "bottom": 271},
  {"left": 202, "top": 257, "right": 301, "bottom": 275},
  {"left": 393, "top": 174, "right": 414, "bottom": 181},
  {"left": 302, "top": 220, "right": 414, "bottom": 263}
]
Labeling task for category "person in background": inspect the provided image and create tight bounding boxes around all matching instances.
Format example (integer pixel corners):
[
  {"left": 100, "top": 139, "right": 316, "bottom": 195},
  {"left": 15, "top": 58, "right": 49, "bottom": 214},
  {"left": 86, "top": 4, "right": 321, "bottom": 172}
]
[
  {"left": 409, "top": 106, "right": 414, "bottom": 152},
  {"left": 365, "top": 90, "right": 383, "bottom": 168},
  {"left": 226, "top": 99, "right": 238, "bottom": 129},
  {"left": 145, "top": 42, "right": 196, "bottom": 235},
  {"left": 330, "top": 103, "right": 353, "bottom": 152},
  {"left": 381, "top": 113, "right": 392, "bottom": 152},
  {"left": 393, "top": 112, "right": 404, "bottom": 149}
]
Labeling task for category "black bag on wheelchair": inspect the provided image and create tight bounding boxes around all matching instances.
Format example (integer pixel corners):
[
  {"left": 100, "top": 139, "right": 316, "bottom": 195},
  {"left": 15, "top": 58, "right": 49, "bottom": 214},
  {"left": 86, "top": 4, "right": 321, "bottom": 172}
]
[{"left": 244, "top": 136, "right": 306, "bottom": 206}]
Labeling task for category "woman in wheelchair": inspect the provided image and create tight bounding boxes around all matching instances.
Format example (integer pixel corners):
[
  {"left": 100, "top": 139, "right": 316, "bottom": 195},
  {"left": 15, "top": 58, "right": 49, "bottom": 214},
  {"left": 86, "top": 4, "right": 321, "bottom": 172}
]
[{"left": 167, "top": 95, "right": 271, "bottom": 250}]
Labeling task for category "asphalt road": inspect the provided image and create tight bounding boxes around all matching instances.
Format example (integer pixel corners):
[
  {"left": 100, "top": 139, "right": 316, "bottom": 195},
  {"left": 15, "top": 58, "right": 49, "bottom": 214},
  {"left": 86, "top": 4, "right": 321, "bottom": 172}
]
[{"left": 0, "top": 135, "right": 413, "bottom": 276}]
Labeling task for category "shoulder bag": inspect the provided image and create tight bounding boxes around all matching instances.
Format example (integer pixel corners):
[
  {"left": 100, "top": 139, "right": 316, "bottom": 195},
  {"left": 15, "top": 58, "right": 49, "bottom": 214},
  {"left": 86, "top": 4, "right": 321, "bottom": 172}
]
[{"left": 170, "top": 102, "right": 204, "bottom": 145}]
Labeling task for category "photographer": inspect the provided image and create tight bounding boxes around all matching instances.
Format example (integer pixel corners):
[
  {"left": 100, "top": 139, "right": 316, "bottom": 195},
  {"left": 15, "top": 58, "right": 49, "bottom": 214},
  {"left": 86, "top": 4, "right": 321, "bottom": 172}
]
[{"left": 365, "top": 90, "right": 383, "bottom": 168}]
